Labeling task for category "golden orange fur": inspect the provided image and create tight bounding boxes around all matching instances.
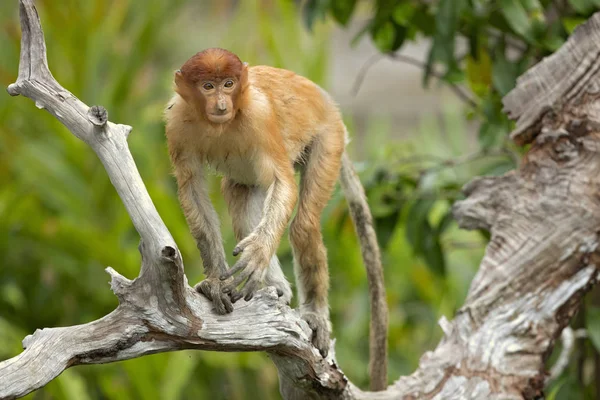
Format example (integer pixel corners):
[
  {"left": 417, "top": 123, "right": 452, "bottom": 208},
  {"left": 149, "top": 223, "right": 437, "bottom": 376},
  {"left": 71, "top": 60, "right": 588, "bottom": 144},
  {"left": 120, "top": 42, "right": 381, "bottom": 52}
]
[{"left": 165, "top": 48, "right": 345, "bottom": 357}]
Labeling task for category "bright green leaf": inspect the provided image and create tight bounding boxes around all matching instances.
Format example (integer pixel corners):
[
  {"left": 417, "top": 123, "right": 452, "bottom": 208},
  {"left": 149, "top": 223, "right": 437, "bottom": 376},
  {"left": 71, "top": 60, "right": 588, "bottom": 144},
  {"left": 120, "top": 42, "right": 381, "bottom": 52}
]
[
  {"left": 372, "top": 21, "right": 396, "bottom": 52},
  {"left": 392, "top": 2, "right": 415, "bottom": 25},
  {"left": 562, "top": 17, "right": 586, "bottom": 34}
]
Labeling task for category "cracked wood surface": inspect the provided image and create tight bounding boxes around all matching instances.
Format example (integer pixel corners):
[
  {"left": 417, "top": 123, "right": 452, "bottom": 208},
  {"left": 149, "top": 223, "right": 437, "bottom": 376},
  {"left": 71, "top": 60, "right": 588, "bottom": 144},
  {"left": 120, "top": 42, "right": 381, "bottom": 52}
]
[{"left": 2, "top": 1, "right": 600, "bottom": 399}]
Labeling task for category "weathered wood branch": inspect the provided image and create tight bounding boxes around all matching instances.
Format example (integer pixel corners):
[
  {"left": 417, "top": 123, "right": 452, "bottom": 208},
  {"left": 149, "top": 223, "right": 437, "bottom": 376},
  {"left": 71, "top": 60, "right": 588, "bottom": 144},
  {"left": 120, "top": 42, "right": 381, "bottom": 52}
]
[{"left": 3, "top": 1, "right": 600, "bottom": 399}]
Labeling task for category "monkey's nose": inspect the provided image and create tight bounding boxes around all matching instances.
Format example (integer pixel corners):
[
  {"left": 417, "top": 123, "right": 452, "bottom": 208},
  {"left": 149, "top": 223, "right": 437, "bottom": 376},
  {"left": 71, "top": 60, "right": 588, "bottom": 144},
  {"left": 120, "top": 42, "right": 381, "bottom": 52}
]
[{"left": 217, "top": 101, "right": 227, "bottom": 112}]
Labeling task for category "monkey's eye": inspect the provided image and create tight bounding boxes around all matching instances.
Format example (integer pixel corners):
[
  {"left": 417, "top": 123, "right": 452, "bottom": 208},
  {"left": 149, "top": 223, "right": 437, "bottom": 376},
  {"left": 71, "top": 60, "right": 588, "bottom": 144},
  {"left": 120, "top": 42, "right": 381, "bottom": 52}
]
[
  {"left": 224, "top": 80, "right": 234, "bottom": 88},
  {"left": 202, "top": 82, "right": 215, "bottom": 90}
]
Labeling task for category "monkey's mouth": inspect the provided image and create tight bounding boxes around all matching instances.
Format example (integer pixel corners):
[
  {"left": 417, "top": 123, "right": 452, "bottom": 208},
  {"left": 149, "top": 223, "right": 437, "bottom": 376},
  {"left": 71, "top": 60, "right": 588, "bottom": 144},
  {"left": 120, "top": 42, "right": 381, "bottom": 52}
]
[{"left": 207, "top": 113, "right": 233, "bottom": 124}]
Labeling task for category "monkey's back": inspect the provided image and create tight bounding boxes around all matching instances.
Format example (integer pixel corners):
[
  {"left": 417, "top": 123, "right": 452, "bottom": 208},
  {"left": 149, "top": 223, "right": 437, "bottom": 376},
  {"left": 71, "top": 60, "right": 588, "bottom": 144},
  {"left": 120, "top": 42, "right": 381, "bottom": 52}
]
[{"left": 248, "top": 65, "right": 345, "bottom": 162}]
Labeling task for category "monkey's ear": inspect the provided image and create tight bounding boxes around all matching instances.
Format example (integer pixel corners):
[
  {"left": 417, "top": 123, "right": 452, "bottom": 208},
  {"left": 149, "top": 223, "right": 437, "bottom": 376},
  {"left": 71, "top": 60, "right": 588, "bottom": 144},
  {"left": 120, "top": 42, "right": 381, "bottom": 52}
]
[
  {"left": 174, "top": 70, "right": 195, "bottom": 102},
  {"left": 174, "top": 70, "right": 186, "bottom": 87},
  {"left": 240, "top": 63, "right": 249, "bottom": 88}
]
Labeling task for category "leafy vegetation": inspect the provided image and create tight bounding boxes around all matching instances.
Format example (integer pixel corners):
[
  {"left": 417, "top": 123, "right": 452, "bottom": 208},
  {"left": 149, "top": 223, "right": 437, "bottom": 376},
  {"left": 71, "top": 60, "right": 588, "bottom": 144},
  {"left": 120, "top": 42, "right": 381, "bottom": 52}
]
[
  {"left": 306, "top": 0, "right": 600, "bottom": 398},
  {"left": 1, "top": 0, "right": 600, "bottom": 398}
]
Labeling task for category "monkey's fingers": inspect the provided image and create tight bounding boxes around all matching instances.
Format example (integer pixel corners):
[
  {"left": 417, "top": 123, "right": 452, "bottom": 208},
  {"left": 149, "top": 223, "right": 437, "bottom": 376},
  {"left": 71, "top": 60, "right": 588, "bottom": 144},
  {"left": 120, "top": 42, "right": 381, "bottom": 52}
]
[
  {"left": 195, "top": 280, "right": 213, "bottom": 301},
  {"left": 229, "top": 290, "right": 243, "bottom": 303},
  {"left": 221, "top": 269, "right": 253, "bottom": 302},
  {"left": 232, "top": 245, "right": 244, "bottom": 257},
  {"left": 220, "top": 259, "right": 249, "bottom": 280},
  {"left": 302, "top": 312, "right": 330, "bottom": 358},
  {"left": 195, "top": 280, "right": 234, "bottom": 314},
  {"left": 214, "top": 288, "right": 234, "bottom": 314},
  {"left": 241, "top": 273, "right": 261, "bottom": 301},
  {"left": 232, "top": 238, "right": 252, "bottom": 257}
]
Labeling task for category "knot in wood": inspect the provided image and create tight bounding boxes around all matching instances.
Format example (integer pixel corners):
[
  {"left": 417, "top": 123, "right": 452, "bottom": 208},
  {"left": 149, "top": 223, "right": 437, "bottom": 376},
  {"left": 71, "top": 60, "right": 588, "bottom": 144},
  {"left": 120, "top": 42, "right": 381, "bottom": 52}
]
[
  {"left": 88, "top": 105, "right": 108, "bottom": 127},
  {"left": 161, "top": 246, "right": 177, "bottom": 261}
]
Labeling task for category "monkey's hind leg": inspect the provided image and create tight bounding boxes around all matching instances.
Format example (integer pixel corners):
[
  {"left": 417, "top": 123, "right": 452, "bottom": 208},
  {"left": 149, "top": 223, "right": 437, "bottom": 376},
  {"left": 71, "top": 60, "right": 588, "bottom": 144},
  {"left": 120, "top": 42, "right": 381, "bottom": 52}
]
[
  {"left": 289, "top": 132, "right": 343, "bottom": 357},
  {"left": 222, "top": 179, "right": 293, "bottom": 304}
]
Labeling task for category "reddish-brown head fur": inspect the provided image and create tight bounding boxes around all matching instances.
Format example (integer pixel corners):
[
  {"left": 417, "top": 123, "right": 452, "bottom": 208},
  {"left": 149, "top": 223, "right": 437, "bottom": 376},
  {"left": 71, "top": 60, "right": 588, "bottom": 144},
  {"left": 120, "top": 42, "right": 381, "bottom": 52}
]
[
  {"left": 175, "top": 48, "right": 248, "bottom": 125},
  {"left": 180, "top": 48, "right": 244, "bottom": 84}
]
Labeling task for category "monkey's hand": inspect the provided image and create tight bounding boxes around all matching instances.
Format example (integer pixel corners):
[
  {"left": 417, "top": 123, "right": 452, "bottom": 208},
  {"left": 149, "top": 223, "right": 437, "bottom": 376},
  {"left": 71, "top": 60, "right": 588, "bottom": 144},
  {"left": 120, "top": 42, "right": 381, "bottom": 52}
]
[
  {"left": 301, "top": 311, "right": 331, "bottom": 358},
  {"left": 220, "top": 235, "right": 270, "bottom": 302},
  {"left": 195, "top": 277, "right": 234, "bottom": 314}
]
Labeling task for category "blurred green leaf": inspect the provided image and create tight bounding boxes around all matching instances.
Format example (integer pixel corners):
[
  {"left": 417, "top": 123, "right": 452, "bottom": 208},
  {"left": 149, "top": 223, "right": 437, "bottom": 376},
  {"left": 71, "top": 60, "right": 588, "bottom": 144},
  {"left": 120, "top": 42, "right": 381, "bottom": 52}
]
[
  {"left": 392, "top": 2, "right": 415, "bottom": 25},
  {"left": 551, "top": 375, "right": 585, "bottom": 400},
  {"left": 562, "top": 17, "right": 586, "bottom": 34},
  {"left": 424, "top": 0, "right": 466, "bottom": 85},
  {"left": 586, "top": 306, "right": 600, "bottom": 352},
  {"left": 492, "top": 48, "right": 517, "bottom": 96},
  {"left": 303, "top": 0, "right": 328, "bottom": 31},
  {"left": 567, "top": 0, "right": 595, "bottom": 14},
  {"left": 330, "top": 0, "right": 357, "bottom": 26},
  {"left": 56, "top": 370, "right": 92, "bottom": 400},
  {"left": 499, "top": 0, "right": 534, "bottom": 41}
]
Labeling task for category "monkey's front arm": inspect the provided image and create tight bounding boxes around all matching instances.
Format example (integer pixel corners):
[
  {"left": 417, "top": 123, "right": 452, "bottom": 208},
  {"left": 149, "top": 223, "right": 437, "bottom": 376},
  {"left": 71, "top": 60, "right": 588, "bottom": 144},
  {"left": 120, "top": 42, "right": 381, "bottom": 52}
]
[
  {"left": 221, "top": 167, "right": 298, "bottom": 301},
  {"left": 171, "top": 156, "right": 234, "bottom": 314}
]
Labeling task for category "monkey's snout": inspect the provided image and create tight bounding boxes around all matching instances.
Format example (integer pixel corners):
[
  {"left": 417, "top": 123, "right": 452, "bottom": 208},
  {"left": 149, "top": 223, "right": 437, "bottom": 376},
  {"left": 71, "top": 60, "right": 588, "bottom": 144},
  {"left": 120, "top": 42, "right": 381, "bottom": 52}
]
[{"left": 217, "top": 100, "right": 228, "bottom": 113}]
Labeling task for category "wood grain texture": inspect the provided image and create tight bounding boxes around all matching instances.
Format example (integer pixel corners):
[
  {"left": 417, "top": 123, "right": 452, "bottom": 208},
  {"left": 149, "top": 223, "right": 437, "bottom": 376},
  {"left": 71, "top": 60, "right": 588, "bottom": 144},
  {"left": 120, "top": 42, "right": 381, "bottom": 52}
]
[{"left": 3, "top": 1, "right": 600, "bottom": 399}]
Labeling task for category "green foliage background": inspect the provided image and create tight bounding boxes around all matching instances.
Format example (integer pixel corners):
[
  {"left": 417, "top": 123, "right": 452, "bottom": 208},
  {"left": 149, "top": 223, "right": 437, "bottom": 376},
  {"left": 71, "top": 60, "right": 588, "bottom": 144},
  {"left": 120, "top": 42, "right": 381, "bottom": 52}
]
[{"left": 1, "top": 0, "right": 599, "bottom": 398}]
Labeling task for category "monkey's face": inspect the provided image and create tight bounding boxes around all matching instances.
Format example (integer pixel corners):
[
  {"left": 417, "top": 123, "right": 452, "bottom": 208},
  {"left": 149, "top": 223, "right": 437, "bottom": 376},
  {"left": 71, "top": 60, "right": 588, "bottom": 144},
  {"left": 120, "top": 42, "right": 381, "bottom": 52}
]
[
  {"left": 175, "top": 48, "right": 249, "bottom": 125},
  {"left": 199, "top": 78, "right": 238, "bottom": 124}
]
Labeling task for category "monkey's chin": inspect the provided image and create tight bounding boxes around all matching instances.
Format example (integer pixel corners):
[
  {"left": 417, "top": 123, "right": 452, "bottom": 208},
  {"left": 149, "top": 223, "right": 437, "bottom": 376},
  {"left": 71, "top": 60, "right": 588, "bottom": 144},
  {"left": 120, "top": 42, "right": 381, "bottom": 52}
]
[{"left": 207, "top": 113, "right": 233, "bottom": 124}]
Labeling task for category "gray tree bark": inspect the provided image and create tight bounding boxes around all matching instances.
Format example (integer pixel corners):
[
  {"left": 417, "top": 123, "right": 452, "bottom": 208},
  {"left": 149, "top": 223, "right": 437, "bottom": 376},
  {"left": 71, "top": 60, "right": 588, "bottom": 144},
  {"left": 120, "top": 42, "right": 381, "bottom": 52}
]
[{"left": 2, "top": 1, "right": 600, "bottom": 399}]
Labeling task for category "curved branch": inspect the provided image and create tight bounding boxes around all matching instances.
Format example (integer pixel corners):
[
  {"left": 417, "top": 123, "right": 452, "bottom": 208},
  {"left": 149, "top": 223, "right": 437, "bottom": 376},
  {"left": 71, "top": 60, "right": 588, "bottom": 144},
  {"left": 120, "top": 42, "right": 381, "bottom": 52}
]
[{"left": 3, "top": 1, "right": 600, "bottom": 399}]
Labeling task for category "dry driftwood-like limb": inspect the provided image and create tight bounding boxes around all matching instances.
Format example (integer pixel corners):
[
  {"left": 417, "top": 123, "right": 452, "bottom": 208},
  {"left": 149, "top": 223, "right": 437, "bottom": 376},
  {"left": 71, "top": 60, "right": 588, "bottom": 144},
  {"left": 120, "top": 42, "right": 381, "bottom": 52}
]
[{"left": 3, "top": 0, "right": 600, "bottom": 399}]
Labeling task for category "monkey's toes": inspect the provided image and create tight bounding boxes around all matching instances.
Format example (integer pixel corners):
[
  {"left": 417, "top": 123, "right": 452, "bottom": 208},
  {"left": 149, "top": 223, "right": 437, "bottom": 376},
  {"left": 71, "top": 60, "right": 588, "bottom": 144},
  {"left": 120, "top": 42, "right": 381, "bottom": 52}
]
[
  {"left": 195, "top": 279, "right": 234, "bottom": 314},
  {"left": 301, "top": 312, "right": 330, "bottom": 358}
]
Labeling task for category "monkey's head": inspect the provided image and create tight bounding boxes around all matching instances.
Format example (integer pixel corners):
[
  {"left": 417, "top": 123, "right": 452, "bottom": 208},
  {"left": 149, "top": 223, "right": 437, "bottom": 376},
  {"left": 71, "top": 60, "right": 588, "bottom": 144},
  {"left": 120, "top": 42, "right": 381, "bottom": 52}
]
[{"left": 175, "top": 48, "right": 248, "bottom": 124}]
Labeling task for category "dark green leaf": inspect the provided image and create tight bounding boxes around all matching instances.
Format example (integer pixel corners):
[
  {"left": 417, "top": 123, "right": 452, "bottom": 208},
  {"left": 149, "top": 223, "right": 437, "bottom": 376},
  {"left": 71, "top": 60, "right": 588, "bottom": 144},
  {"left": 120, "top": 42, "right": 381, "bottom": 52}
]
[
  {"left": 330, "top": 0, "right": 357, "bottom": 26},
  {"left": 374, "top": 211, "right": 400, "bottom": 249},
  {"left": 410, "top": 6, "right": 436, "bottom": 36},
  {"left": 436, "top": 209, "right": 455, "bottom": 235},
  {"left": 405, "top": 198, "right": 436, "bottom": 252},
  {"left": 303, "top": 0, "right": 329, "bottom": 31},
  {"left": 371, "top": 20, "right": 406, "bottom": 52},
  {"left": 421, "top": 228, "right": 446, "bottom": 276}
]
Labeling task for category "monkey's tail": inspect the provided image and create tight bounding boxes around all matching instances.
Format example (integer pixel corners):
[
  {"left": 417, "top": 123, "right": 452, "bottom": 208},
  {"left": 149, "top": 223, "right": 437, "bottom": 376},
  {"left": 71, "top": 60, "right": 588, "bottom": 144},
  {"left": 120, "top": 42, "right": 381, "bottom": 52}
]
[{"left": 339, "top": 151, "right": 388, "bottom": 391}]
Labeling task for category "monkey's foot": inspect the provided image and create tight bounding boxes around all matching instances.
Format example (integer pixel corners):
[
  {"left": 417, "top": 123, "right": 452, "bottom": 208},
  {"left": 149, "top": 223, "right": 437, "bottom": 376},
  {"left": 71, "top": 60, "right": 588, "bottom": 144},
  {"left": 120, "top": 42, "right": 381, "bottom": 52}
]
[
  {"left": 273, "top": 283, "right": 293, "bottom": 305},
  {"left": 195, "top": 278, "right": 234, "bottom": 314},
  {"left": 265, "top": 277, "right": 293, "bottom": 306},
  {"left": 301, "top": 311, "right": 331, "bottom": 358}
]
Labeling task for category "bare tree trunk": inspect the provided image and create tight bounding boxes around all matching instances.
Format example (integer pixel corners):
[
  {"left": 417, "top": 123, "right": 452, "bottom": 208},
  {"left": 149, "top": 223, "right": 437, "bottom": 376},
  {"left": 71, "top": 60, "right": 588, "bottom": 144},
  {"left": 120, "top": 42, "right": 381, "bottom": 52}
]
[{"left": 2, "top": 1, "right": 600, "bottom": 399}]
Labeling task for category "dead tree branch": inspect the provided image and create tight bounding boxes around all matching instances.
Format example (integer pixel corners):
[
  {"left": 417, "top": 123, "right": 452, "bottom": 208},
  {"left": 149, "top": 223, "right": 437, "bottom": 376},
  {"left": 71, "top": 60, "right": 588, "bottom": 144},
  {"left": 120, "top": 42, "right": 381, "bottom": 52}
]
[{"left": 3, "top": 1, "right": 600, "bottom": 399}]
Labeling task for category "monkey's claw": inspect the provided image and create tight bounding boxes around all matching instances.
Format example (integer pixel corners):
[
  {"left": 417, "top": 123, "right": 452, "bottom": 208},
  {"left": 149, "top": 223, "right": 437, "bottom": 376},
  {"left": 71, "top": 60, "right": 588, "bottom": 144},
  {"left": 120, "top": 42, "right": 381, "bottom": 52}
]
[
  {"left": 302, "top": 311, "right": 331, "bottom": 358},
  {"left": 195, "top": 278, "right": 234, "bottom": 314}
]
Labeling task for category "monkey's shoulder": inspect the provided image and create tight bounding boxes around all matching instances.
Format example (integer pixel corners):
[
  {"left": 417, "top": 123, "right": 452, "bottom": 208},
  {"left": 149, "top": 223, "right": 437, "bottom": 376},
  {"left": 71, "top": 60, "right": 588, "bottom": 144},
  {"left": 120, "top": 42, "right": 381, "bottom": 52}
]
[{"left": 248, "top": 66, "right": 322, "bottom": 97}]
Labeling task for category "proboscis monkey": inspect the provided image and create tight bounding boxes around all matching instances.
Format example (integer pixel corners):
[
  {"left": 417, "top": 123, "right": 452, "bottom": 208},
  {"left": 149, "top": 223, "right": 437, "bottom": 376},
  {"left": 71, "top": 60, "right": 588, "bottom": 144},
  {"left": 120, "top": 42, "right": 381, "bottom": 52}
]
[{"left": 164, "top": 48, "right": 388, "bottom": 390}]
